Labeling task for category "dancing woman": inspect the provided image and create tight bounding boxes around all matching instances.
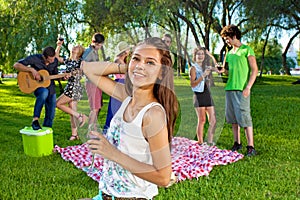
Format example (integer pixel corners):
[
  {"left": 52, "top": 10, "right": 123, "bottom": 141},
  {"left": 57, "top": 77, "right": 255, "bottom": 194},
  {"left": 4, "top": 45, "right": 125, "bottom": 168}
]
[{"left": 55, "top": 40, "right": 88, "bottom": 140}]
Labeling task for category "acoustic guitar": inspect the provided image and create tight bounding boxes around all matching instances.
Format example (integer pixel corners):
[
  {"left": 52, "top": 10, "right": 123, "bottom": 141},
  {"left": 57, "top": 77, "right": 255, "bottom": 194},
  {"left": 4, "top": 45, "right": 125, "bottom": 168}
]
[{"left": 17, "top": 69, "right": 71, "bottom": 94}]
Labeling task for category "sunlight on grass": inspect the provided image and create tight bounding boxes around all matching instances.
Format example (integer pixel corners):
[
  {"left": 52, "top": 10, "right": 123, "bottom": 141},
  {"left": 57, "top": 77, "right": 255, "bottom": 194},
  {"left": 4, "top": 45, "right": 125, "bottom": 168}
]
[{"left": 0, "top": 76, "right": 299, "bottom": 199}]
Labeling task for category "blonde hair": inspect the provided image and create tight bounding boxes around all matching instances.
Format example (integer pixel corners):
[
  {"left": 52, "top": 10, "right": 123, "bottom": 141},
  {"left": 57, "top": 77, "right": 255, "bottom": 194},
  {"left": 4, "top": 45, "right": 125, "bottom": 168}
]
[
  {"left": 69, "top": 45, "right": 85, "bottom": 60},
  {"left": 192, "top": 46, "right": 210, "bottom": 71}
]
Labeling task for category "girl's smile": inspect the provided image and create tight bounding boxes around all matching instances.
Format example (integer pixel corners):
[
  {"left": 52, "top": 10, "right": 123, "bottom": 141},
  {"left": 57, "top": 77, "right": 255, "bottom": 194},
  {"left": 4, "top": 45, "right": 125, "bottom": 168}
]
[{"left": 128, "top": 44, "right": 162, "bottom": 87}]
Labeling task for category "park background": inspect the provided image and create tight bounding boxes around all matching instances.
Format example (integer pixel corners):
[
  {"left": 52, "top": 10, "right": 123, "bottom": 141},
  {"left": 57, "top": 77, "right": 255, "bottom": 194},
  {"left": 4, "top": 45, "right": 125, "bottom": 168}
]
[
  {"left": 0, "top": 0, "right": 300, "bottom": 75},
  {"left": 0, "top": 0, "right": 300, "bottom": 199}
]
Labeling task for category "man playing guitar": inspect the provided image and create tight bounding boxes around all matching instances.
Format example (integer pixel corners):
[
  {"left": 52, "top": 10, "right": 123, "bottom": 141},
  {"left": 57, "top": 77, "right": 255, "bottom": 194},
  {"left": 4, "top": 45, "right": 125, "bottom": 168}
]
[{"left": 14, "top": 46, "right": 59, "bottom": 130}]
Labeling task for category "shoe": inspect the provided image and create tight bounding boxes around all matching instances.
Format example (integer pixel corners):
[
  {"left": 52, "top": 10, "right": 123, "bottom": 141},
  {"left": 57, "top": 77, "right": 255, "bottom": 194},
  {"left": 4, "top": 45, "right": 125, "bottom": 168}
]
[
  {"left": 69, "top": 135, "right": 79, "bottom": 141},
  {"left": 197, "top": 142, "right": 204, "bottom": 146},
  {"left": 246, "top": 146, "right": 257, "bottom": 156},
  {"left": 32, "top": 120, "right": 42, "bottom": 130},
  {"left": 231, "top": 141, "right": 242, "bottom": 151},
  {"left": 208, "top": 142, "right": 216, "bottom": 146}
]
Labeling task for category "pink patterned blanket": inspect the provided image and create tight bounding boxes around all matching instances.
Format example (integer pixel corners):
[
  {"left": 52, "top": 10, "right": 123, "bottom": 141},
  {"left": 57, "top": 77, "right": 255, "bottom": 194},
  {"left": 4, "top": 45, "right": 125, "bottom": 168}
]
[{"left": 54, "top": 137, "right": 243, "bottom": 182}]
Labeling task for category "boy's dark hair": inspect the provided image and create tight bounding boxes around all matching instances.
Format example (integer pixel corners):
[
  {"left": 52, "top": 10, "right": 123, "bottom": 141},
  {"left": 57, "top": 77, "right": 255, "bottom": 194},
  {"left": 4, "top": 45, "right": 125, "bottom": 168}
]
[
  {"left": 42, "top": 46, "right": 55, "bottom": 58},
  {"left": 163, "top": 33, "right": 172, "bottom": 41},
  {"left": 92, "top": 33, "right": 105, "bottom": 43},
  {"left": 220, "top": 24, "right": 242, "bottom": 40}
]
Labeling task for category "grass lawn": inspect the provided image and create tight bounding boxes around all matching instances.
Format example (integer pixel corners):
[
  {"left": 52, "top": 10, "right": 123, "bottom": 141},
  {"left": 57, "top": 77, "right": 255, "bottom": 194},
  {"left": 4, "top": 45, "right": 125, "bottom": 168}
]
[{"left": 0, "top": 75, "right": 299, "bottom": 200}]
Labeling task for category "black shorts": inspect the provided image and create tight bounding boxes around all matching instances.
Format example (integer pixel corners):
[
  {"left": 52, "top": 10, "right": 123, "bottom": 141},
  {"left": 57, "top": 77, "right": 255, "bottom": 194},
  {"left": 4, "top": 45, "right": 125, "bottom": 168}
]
[{"left": 193, "top": 84, "right": 214, "bottom": 107}]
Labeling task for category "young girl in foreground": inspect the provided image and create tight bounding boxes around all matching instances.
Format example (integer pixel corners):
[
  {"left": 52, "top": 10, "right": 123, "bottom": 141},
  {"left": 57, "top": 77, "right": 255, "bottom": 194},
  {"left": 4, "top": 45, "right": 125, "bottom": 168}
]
[
  {"left": 82, "top": 37, "right": 178, "bottom": 199},
  {"left": 55, "top": 41, "right": 88, "bottom": 140}
]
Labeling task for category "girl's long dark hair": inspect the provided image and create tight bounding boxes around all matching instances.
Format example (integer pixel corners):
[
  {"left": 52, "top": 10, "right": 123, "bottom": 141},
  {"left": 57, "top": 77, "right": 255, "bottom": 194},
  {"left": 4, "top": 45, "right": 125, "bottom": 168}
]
[{"left": 125, "top": 37, "right": 178, "bottom": 143}]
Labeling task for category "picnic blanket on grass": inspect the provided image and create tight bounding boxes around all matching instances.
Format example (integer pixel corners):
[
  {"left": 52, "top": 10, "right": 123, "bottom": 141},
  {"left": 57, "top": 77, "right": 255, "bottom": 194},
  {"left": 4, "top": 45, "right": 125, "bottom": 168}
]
[{"left": 54, "top": 136, "right": 243, "bottom": 182}]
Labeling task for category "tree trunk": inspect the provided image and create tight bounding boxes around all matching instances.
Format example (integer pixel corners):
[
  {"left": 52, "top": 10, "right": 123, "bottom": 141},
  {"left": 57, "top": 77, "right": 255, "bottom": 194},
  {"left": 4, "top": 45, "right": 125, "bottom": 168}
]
[
  {"left": 260, "top": 27, "right": 272, "bottom": 77},
  {"left": 175, "top": 11, "right": 200, "bottom": 46},
  {"left": 100, "top": 46, "right": 107, "bottom": 61},
  {"left": 282, "top": 31, "right": 300, "bottom": 75},
  {"left": 282, "top": 53, "right": 288, "bottom": 75},
  {"left": 178, "top": 27, "right": 189, "bottom": 74},
  {"left": 175, "top": 24, "right": 182, "bottom": 76},
  {"left": 169, "top": 16, "right": 181, "bottom": 77},
  {"left": 219, "top": 43, "right": 227, "bottom": 62}
]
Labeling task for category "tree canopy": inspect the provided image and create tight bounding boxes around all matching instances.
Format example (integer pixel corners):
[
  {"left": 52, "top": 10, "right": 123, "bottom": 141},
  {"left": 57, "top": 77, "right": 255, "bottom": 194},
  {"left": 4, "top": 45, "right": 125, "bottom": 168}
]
[{"left": 1, "top": 0, "right": 299, "bottom": 75}]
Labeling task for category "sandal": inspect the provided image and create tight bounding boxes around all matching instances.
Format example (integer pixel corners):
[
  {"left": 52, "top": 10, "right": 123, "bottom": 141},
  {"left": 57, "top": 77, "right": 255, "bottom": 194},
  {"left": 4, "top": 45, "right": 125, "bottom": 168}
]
[
  {"left": 78, "top": 113, "right": 88, "bottom": 127},
  {"left": 69, "top": 135, "right": 79, "bottom": 141}
]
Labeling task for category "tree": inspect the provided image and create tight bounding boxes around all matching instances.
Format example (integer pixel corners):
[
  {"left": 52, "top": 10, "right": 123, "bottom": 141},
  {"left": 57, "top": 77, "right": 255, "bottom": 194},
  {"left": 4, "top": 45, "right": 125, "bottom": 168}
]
[
  {"left": 297, "top": 47, "right": 300, "bottom": 67},
  {"left": 278, "top": 0, "right": 300, "bottom": 75},
  {"left": 1, "top": 0, "right": 299, "bottom": 78},
  {"left": 0, "top": 0, "right": 71, "bottom": 73},
  {"left": 243, "top": 0, "right": 300, "bottom": 75},
  {"left": 248, "top": 38, "right": 283, "bottom": 74}
]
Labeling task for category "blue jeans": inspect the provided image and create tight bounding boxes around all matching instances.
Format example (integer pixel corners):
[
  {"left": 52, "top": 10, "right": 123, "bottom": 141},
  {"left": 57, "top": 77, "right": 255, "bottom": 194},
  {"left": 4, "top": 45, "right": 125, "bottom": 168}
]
[
  {"left": 104, "top": 79, "right": 124, "bottom": 130},
  {"left": 33, "top": 87, "right": 56, "bottom": 127}
]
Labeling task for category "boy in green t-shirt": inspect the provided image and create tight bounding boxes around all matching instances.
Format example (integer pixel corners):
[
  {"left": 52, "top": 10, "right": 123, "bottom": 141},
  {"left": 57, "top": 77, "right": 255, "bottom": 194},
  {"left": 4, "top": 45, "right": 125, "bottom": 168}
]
[{"left": 220, "top": 25, "right": 258, "bottom": 156}]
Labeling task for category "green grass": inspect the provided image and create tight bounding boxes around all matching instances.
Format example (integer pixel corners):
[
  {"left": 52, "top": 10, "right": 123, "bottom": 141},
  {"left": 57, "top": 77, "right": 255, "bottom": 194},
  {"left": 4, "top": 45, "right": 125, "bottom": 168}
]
[{"left": 0, "top": 75, "right": 300, "bottom": 200}]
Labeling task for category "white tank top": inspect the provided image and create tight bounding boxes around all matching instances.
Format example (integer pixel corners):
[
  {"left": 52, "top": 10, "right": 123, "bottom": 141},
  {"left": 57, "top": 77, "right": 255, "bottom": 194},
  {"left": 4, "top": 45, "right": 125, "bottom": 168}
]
[
  {"left": 190, "top": 62, "right": 205, "bottom": 92},
  {"left": 99, "top": 97, "right": 166, "bottom": 199}
]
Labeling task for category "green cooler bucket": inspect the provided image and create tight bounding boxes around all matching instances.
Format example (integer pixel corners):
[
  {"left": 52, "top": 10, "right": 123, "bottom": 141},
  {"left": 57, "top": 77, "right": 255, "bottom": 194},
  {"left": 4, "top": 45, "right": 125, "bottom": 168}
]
[{"left": 20, "top": 126, "right": 53, "bottom": 157}]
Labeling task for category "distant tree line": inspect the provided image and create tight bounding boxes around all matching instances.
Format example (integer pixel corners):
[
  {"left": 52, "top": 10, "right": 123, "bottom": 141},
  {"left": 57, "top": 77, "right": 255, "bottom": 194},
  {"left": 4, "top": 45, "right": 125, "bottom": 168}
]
[{"left": 1, "top": 0, "right": 299, "bottom": 76}]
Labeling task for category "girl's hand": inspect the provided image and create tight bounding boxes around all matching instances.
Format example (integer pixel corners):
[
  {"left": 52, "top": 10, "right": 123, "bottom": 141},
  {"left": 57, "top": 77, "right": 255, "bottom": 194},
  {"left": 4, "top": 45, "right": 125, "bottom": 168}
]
[
  {"left": 80, "top": 61, "right": 85, "bottom": 69},
  {"left": 87, "top": 131, "right": 117, "bottom": 161},
  {"left": 64, "top": 74, "right": 70, "bottom": 80},
  {"left": 203, "top": 69, "right": 211, "bottom": 77},
  {"left": 218, "top": 67, "right": 225, "bottom": 74},
  {"left": 56, "top": 40, "right": 63, "bottom": 46}
]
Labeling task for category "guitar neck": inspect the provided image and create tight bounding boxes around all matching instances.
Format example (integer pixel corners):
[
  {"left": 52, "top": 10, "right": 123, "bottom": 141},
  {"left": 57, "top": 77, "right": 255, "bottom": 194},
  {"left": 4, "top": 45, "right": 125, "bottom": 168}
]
[{"left": 44, "top": 73, "right": 70, "bottom": 80}]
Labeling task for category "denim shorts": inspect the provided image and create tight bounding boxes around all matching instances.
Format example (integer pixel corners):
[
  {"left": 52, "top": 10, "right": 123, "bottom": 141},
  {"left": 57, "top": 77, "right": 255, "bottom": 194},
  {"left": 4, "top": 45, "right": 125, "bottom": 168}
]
[{"left": 225, "top": 91, "right": 253, "bottom": 127}]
